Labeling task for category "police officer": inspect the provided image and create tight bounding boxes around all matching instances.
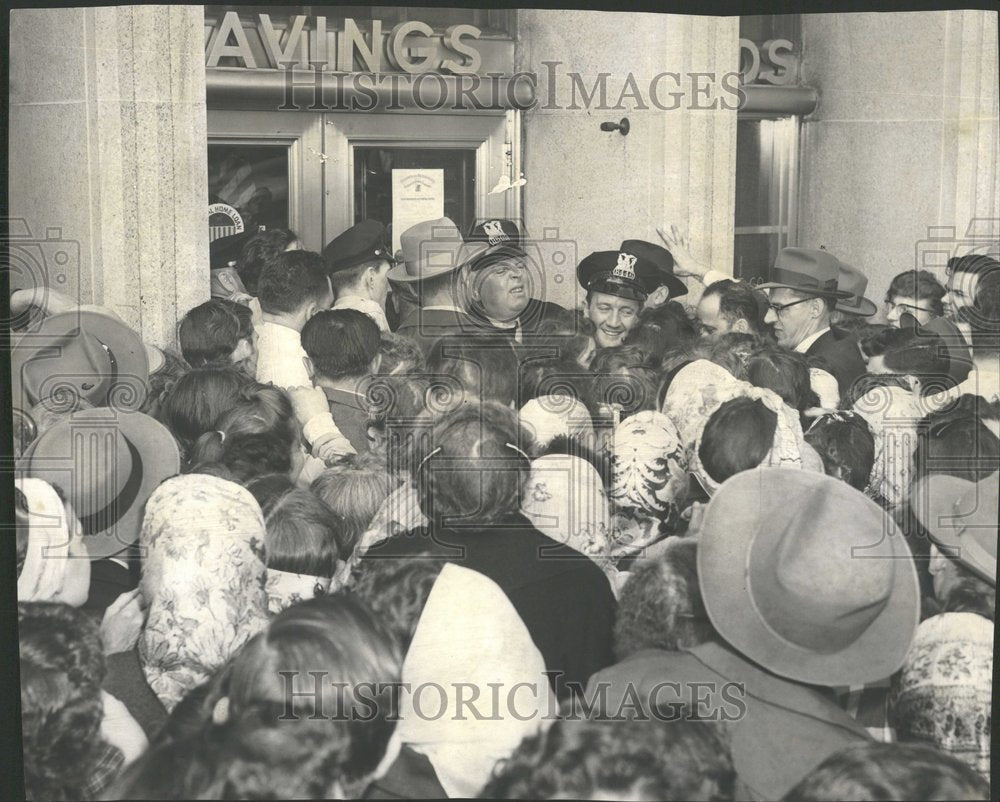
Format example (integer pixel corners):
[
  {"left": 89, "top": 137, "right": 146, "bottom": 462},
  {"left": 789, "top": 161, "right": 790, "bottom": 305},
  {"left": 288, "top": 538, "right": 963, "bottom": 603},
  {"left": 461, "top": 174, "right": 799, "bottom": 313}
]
[
  {"left": 578, "top": 246, "right": 663, "bottom": 348},
  {"left": 322, "top": 220, "right": 394, "bottom": 332},
  {"left": 464, "top": 218, "right": 566, "bottom": 341}
]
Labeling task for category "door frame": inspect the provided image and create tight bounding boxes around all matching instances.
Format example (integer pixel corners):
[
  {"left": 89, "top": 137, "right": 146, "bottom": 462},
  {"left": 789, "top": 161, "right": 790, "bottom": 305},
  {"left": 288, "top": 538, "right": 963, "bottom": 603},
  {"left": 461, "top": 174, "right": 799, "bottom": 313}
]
[
  {"left": 207, "top": 109, "right": 524, "bottom": 250},
  {"left": 323, "top": 109, "right": 520, "bottom": 243},
  {"left": 206, "top": 110, "right": 325, "bottom": 251}
]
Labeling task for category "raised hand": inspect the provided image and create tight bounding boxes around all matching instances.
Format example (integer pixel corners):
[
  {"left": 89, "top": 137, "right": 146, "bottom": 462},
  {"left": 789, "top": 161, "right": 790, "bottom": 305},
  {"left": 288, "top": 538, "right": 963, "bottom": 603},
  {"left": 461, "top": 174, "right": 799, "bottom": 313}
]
[{"left": 657, "top": 223, "right": 708, "bottom": 279}]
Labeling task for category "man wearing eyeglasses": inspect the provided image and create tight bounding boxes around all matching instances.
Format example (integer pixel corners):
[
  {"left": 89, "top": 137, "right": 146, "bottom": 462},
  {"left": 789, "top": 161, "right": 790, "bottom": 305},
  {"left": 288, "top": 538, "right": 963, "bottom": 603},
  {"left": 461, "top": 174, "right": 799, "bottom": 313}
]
[{"left": 759, "top": 248, "right": 867, "bottom": 399}]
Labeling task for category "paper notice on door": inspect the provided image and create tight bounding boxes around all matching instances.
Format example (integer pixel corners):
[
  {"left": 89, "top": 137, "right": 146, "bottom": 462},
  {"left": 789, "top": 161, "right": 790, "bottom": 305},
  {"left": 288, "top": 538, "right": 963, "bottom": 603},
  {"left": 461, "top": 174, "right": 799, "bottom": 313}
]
[{"left": 391, "top": 169, "right": 444, "bottom": 255}]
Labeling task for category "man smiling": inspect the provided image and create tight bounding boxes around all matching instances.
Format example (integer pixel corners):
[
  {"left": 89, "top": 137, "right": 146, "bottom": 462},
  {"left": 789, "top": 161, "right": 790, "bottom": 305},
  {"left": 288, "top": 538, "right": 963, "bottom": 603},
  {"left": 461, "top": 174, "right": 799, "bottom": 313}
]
[{"left": 577, "top": 246, "right": 661, "bottom": 348}]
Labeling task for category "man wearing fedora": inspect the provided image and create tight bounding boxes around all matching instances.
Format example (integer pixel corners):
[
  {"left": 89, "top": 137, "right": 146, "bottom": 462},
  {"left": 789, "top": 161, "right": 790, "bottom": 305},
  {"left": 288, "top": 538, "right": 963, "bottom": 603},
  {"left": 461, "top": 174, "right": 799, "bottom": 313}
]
[
  {"left": 577, "top": 246, "right": 663, "bottom": 349},
  {"left": 912, "top": 470, "right": 997, "bottom": 588},
  {"left": 323, "top": 219, "right": 394, "bottom": 332},
  {"left": 17, "top": 407, "right": 181, "bottom": 614},
  {"left": 463, "top": 219, "right": 567, "bottom": 341},
  {"left": 760, "top": 248, "right": 868, "bottom": 399},
  {"left": 588, "top": 468, "right": 921, "bottom": 800},
  {"left": 831, "top": 260, "right": 878, "bottom": 330},
  {"left": 390, "top": 217, "right": 488, "bottom": 355}
]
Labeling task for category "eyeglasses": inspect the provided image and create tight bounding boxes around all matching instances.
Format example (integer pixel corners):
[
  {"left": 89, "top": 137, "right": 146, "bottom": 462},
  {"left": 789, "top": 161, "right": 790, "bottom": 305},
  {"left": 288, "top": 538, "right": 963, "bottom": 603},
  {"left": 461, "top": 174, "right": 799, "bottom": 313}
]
[
  {"left": 885, "top": 301, "right": 935, "bottom": 316},
  {"left": 766, "top": 297, "right": 815, "bottom": 315}
]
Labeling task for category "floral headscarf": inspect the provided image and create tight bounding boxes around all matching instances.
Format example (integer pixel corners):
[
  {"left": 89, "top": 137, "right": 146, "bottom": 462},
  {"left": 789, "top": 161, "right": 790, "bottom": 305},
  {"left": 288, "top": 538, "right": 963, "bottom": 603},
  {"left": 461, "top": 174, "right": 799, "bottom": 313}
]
[
  {"left": 690, "top": 386, "right": 817, "bottom": 495},
  {"left": 521, "top": 454, "right": 623, "bottom": 590},
  {"left": 889, "top": 612, "right": 993, "bottom": 781},
  {"left": 610, "top": 411, "right": 686, "bottom": 518},
  {"left": 265, "top": 569, "right": 332, "bottom": 615},
  {"left": 662, "top": 359, "right": 819, "bottom": 494},
  {"left": 662, "top": 360, "right": 751, "bottom": 450},
  {"left": 139, "top": 474, "right": 269, "bottom": 711},
  {"left": 607, "top": 411, "right": 688, "bottom": 557}
]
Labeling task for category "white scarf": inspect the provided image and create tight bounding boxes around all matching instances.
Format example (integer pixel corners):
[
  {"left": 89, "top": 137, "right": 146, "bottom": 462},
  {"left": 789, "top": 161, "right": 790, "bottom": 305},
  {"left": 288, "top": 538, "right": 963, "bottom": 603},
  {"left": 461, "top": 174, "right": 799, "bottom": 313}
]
[
  {"left": 16, "top": 478, "right": 74, "bottom": 602},
  {"left": 391, "top": 564, "right": 555, "bottom": 797}
]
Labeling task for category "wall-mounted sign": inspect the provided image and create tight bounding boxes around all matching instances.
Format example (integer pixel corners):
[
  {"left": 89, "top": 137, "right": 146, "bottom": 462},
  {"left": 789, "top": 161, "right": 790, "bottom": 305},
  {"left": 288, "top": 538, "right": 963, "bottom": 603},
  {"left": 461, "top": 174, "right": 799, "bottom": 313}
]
[
  {"left": 391, "top": 169, "right": 444, "bottom": 254},
  {"left": 739, "top": 39, "right": 798, "bottom": 86},
  {"left": 206, "top": 12, "right": 482, "bottom": 75}
]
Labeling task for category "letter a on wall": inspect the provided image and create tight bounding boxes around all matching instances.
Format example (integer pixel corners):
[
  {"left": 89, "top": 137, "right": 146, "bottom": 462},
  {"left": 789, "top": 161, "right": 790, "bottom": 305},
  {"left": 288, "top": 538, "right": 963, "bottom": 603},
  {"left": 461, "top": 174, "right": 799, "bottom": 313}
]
[{"left": 206, "top": 11, "right": 258, "bottom": 69}]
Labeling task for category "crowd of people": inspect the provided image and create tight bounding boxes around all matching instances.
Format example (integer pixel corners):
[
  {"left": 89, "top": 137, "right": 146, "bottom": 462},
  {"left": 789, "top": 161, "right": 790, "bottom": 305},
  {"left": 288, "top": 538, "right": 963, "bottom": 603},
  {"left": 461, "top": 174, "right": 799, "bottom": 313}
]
[{"left": 10, "top": 214, "right": 999, "bottom": 800}]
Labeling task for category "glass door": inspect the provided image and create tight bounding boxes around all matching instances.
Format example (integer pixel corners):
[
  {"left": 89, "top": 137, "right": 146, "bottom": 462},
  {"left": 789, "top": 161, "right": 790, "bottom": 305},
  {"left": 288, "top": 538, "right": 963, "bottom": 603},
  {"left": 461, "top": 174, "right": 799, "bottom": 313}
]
[
  {"left": 208, "top": 109, "right": 521, "bottom": 254},
  {"left": 206, "top": 110, "right": 325, "bottom": 251},
  {"left": 323, "top": 110, "right": 518, "bottom": 249}
]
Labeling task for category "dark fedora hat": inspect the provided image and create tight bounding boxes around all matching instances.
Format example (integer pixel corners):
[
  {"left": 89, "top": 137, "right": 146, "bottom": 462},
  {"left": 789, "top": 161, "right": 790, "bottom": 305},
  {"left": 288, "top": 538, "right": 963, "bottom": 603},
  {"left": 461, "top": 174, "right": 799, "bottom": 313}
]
[
  {"left": 835, "top": 261, "right": 878, "bottom": 316},
  {"left": 577, "top": 249, "right": 662, "bottom": 303},
  {"left": 698, "top": 468, "right": 920, "bottom": 687},
  {"left": 758, "top": 248, "right": 854, "bottom": 300},
  {"left": 11, "top": 310, "right": 149, "bottom": 412},
  {"left": 619, "top": 239, "right": 687, "bottom": 298},
  {"left": 16, "top": 408, "right": 180, "bottom": 559}
]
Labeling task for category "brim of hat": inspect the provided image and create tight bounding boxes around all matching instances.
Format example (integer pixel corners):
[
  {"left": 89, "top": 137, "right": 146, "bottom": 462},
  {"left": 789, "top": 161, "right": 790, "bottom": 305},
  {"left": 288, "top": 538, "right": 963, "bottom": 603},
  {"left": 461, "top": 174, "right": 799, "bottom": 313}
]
[
  {"left": 468, "top": 242, "right": 528, "bottom": 270},
  {"left": 756, "top": 282, "right": 854, "bottom": 300},
  {"left": 912, "top": 474, "right": 998, "bottom": 583},
  {"left": 386, "top": 241, "right": 488, "bottom": 283},
  {"left": 326, "top": 251, "right": 393, "bottom": 275},
  {"left": 662, "top": 274, "right": 688, "bottom": 299},
  {"left": 698, "top": 468, "right": 921, "bottom": 686},
  {"left": 585, "top": 279, "right": 648, "bottom": 303},
  {"left": 145, "top": 344, "right": 165, "bottom": 375},
  {"left": 11, "top": 310, "right": 149, "bottom": 411},
  {"left": 17, "top": 410, "right": 180, "bottom": 559},
  {"left": 835, "top": 297, "right": 878, "bottom": 316}
]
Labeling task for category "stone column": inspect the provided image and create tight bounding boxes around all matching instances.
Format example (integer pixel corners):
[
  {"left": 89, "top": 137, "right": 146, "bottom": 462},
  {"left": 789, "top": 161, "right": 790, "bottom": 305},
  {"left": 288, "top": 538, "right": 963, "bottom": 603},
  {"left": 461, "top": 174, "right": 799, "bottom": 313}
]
[
  {"left": 660, "top": 14, "right": 740, "bottom": 284},
  {"left": 939, "top": 10, "right": 999, "bottom": 243},
  {"left": 9, "top": 5, "right": 209, "bottom": 349},
  {"left": 798, "top": 10, "right": 999, "bottom": 308},
  {"left": 515, "top": 10, "right": 739, "bottom": 310}
]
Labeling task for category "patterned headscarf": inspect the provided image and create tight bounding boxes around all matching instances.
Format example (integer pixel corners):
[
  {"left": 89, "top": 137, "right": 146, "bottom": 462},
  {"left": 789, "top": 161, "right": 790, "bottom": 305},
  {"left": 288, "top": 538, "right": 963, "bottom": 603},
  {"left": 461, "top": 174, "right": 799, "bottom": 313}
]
[
  {"left": 890, "top": 612, "right": 993, "bottom": 781},
  {"left": 662, "top": 359, "right": 818, "bottom": 494},
  {"left": 139, "top": 473, "right": 270, "bottom": 711},
  {"left": 610, "top": 411, "right": 686, "bottom": 518},
  {"left": 606, "top": 411, "right": 688, "bottom": 557},
  {"left": 265, "top": 569, "right": 332, "bottom": 615},
  {"left": 662, "top": 360, "right": 750, "bottom": 449},
  {"left": 521, "top": 454, "right": 622, "bottom": 589},
  {"left": 690, "top": 386, "right": 817, "bottom": 495}
]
